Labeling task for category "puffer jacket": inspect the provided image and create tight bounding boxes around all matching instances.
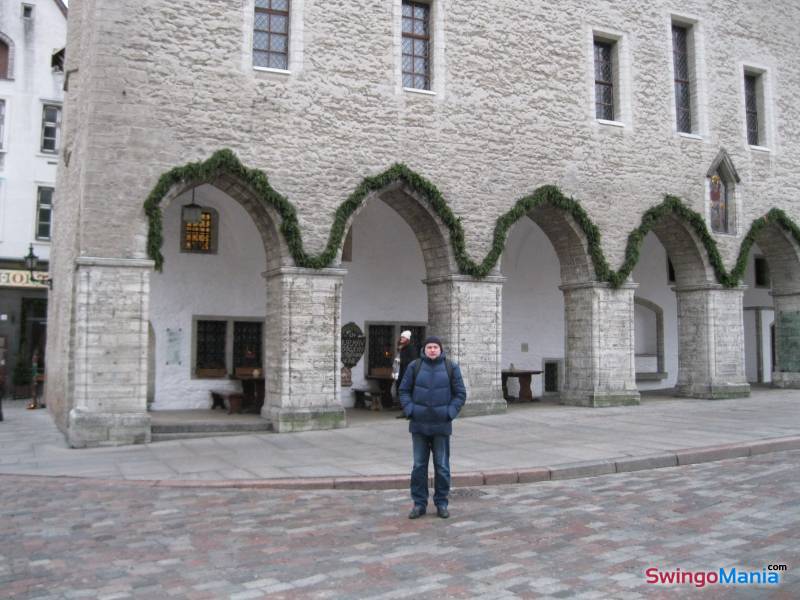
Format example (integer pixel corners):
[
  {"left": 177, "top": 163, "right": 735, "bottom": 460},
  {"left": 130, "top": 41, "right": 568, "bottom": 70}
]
[{"left": 398, "top": 352, "right": 466, "bottom": 436}]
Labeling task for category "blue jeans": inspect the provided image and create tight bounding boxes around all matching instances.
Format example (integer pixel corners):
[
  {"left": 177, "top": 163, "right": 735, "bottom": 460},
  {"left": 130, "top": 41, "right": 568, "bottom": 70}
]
[{"left": 411, "top": 433, "right": 451, "bottom": 509}]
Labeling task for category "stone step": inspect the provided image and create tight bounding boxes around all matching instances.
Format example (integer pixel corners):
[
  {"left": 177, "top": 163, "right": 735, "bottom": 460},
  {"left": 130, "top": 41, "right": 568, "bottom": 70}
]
[
  {"left": 151, "top": 430, "right": 271, "bottom": 442},
  {"left": 151, "top": 422, "right": 272, "bottom": 434}
]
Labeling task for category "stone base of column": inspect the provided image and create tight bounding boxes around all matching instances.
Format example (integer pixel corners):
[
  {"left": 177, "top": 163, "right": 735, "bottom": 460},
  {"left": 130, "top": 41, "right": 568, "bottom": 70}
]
[
  {"left": 560, "top": 390, "right": 641, "bottom": 407},
  {"left": 265, "top": 405, "right": 346, "bottom": 433},
  {"left": 67, "top": 408, "right": 151, "bottom": 448},
  {"left": 772, "top": 372, "right": 800, "bottom": 389},
  {"left": 675, "top": 382, "right": 751, "bottom": 399},
  {"left": 461, "top": 398, "right": 507, "bottom": 417}
]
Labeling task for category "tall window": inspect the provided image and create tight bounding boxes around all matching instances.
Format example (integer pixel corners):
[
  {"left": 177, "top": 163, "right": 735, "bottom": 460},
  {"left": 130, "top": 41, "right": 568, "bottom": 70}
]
[
  {"left": 0, "top": 40, "right": 9, "bottom": 79},
  {"left": 181, "top": 208, "right": 218, "bottom": 254},
  {"left": 402, "top": 1, "right": 431, "bottom": 90},
  {"left": 672, "top": 24, "right": 692, "bottom": 133},
  {"left": 709, "top": 173, "right": 729, "bottom": 234},
  {"left": 40, "top": 104, "right": 61, "bottom": 153},
  {"left": 593, "top": 40, "right": 614, "bottom": 120},
  {"left": 253, "top": 0, "right": 289, "bottom": 70},
  {"left": 36, "top": 187, "right": 54, "bottom": 240},
  {"left": 744, "top": 73, "right": 760, "bottom": 146},
  {"left": 195, "top": 318, "right": 264, "bottom": 378},
  {"left": 196, "top": 320, "right": 227, "bottom": 376},
  {"left": 0, "top": 99, "right": 5, "bottom": 149}
]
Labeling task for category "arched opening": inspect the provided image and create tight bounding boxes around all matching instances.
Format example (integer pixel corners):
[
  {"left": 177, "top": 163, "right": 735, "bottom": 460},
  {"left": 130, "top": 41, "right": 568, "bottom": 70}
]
[
  {"left": 148, "top": 177, "right": 288, "bottom": 414},
  {"left": 338, "top": 181, "right": 456, "bottom": 413},
  {"left": 634, "top": 296, "right": 667, "bottom": 383},
  {"left": 746, "top": 223, "right": 800, "bottom": 387},
  {"left": 0, "top": 35, "right": 13, "bottom": 80}
]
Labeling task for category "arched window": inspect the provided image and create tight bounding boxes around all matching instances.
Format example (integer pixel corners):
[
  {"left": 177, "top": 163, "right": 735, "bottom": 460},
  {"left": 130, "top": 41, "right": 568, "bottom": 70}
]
[
  {"left": 707, "top": 149, "right": 740, "bottom": 235},
  {"left": 0, "top": 39, "right": 10, "bottom": 79}
]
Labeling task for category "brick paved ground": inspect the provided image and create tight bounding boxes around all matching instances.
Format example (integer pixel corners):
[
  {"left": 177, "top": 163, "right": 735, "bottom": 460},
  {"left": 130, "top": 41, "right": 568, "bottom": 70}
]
[{"left": 2, "top": 451, "right": 798, "bottom": 599}]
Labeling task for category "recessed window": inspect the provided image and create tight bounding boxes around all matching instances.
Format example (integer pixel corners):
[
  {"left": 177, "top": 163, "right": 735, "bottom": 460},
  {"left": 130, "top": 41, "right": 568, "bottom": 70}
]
[
  {"left": 40, "top": 104, "right": 61, "bottom": 153},
  {"left": 253, "top": 0, "right": 290, "bottom": 70},
  {"left": 744, "top": 70, "right": 766, "bottom": 146},
  {"left": 671, "top": 23, "right": 696, "bottom": 134},
  {"left": 181, "top": 207, "right": 218, "bottom": 254},
  {"left": 36, "top": 187, "right": 54, "bottom": 241},
  {"left": 367, "top": 323, "right": 425, "bottom": 376},
  {"left": 593, "top": 39, "right": 615, "bottom": 120},
  {"left": 754, "top": 256, "right": 770, "bottom": 288},
  {"left": 194, "top": 318, "right": 263, "bottom": 378},
  {"left": 22, "top": 4, "right": 33, "bottom": 19},
  {"left": 402, "top": 1, "right": 431, "bottom": 90},
  {"left": 0, "top": 41, "right": 9, "bottom": 79}
]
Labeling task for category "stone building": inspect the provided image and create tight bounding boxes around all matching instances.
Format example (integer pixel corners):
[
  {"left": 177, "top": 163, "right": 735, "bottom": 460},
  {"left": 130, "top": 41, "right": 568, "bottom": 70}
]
[
  {"left": 0, "top": 0, "right": 67, "bottom": 396},
  {"left": 48, "top": 0, "right": 800, "bottom": 447}
]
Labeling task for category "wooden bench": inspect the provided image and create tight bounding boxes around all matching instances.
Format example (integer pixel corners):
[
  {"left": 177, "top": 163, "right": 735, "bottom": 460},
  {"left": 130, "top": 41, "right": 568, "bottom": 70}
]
[{"left": 352, "top": 388, "right": 382, "bottom": 411}]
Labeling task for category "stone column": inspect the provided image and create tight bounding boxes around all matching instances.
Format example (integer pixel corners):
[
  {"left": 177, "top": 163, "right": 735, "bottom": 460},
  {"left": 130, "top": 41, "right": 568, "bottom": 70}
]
[
  {"left": 674, "top": 284, "right": 750, "bottom": 398},
  {"left": 262, "top": 267, "right": 347, "bottom": 432},
  {"left": 67, "top": 258, "right": 154, "bottom": 448},
  {"left": 771, "top": 290, "right": 800, "bottom": 388},
  {"left": 425, "top": 274, "right": 506, "bottom": 416},
  {"left": 559, "top": 282, "right": 640, "bottom": 407}
]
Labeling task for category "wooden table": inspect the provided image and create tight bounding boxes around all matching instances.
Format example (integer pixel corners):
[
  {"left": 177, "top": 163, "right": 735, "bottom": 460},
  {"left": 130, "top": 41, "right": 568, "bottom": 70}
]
[
  {"left": 365, "top": 374, "right": 395, "bottom": 409},
  {"left": 501, "top": 369, "right": 542, "bottom": 402},
  {"left": 230, "top": 375, "right": 265, "bottom": 413}
]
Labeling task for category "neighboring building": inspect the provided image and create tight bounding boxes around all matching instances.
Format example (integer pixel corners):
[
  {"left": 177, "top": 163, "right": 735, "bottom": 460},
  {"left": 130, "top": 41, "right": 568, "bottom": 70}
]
[
  {"left": 49, "top": 1, "right": 800, "bottom": 447},
  {"left": 0, "top": 0, "right": 67, "bottom": 394}
]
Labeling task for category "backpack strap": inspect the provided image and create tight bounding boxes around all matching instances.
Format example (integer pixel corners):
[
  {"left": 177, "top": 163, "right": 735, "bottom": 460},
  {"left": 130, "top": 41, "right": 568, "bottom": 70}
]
[{"left": 410, "top": 357, "right": 455, "bottom": 395}]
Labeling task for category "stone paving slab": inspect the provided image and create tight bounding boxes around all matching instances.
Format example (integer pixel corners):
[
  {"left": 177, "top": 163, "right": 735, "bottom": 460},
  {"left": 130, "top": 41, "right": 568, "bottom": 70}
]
[
  {"left": 1, "top": 450, "right": 798, "bottom": 598},
  {"left": 0, "top": 389, "right": 799, "bottom": 491}
]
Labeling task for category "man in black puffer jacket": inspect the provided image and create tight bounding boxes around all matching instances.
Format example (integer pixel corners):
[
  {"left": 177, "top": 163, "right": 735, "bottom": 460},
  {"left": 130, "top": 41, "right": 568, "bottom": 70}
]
[{"left": 399, "top": 336, "right": 466, "bottom": 519}]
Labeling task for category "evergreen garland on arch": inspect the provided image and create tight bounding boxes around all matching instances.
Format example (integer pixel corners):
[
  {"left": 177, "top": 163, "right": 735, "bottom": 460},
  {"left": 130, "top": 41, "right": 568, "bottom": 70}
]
[{"left": 144, "top": 148, "right": 800, "bottom": 290}]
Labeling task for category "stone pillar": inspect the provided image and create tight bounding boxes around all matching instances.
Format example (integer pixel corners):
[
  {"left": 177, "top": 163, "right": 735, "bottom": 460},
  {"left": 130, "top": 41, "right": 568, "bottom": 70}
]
[
  {"left": 262, "top": 267, "right": 347, "bottom": 432},
  {"left": 771, "top": 290, "right": 800, "bottom": 388},
  {"left": 674, "top": 284, "right": 750, "bottom": 398},
  {"left": 559, "top": 282, "right": 640, "bottom": 407},
  {"left": 67, "top": 258, "right": 154, "bottom": 448},
  {"left": 425, "top": 274, "right": 506, "bottom": 416}
]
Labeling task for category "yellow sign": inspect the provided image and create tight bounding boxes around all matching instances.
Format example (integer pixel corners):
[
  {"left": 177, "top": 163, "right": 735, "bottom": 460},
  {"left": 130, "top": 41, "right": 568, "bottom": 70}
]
[{"left": 0, "top": 269, "right": 48, "bottom": 289}]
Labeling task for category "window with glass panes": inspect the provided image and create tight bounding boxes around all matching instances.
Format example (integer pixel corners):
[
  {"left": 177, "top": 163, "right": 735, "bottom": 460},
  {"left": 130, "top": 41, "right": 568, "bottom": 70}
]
[
  {"left": 253, "top": 0, "right": 290, "bottom": 70},
  {"left": 672, "top": 24, "right": 692, "bottom": 133},
  {"left": 402, "top": 1, "right": 430, "bottom": 90},
  {"left": 594, "top": 41, "right": 614, "bottom": 120},
  {"left": 36, "top": 187, "right": 53, "bottom": 240},
  {"left": 234, "top": 321, "right": 263, "bottom": 369},
  {"left": 196, "top": 320, "right": 227, "bottom": 371},
  {"left": 745, "top": 73, "right": 759, "bottom": 145},
  {"left": 41, "top": 104, "right": 60, "bottom": 153}
]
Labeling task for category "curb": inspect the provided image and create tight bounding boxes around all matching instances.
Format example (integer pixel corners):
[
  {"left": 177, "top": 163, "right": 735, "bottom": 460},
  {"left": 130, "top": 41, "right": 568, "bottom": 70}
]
[
  {"left": 142, "top": 435, "right": 800, "bottom": 491},
  {"left": 3, "top": 436, "right": 799, "bottom": 491}
]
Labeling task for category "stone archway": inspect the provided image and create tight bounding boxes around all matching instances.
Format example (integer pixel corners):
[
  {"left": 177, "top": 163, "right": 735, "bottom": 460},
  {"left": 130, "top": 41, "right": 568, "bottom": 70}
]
[
  {"left": 504, "top": 206, "right": 639, "bottom": 407},
  {"left": 650, "top": 215, "right": 749, "bottom": 398},
  {"left": 750, "top": 222, "right": 800, "bottom": 387}
]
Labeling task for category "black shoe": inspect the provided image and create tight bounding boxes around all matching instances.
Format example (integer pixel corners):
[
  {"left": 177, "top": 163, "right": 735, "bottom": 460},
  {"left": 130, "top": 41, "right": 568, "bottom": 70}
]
[
  {"left": 436, "top": 506, "right": 450, "bottom": 519},
  {"left": 408, "top": 506, "right": 426, "bottom": 519}
]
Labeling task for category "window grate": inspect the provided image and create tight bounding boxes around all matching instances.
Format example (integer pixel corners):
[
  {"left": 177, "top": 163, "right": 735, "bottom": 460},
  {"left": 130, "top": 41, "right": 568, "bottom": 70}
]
[
  {"left": 196, "top": 320, "right": 227, "bottom": 370},
  {"left": 233, "top": 321, "right": 263, "bottom": 369},
  {"left": 368, "top": 324, "right": 395, "bottom": 372},
  {"left": 544, "top": 362, "right": 559, "bottom": 393},
  {"left": 183, "top": 211, "right": 213, "bottom": 252}
]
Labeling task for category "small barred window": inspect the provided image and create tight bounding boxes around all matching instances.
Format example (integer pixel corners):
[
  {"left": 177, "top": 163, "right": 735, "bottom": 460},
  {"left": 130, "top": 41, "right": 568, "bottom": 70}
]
[{"left": 594, "top": 40, "right": 614, "bottom": 120}]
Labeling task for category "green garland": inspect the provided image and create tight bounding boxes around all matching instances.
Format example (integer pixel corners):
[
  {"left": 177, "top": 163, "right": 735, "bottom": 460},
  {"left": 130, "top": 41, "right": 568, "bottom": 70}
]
[{"left": 144, "top": 148, "right": 800, "bottom": 288}]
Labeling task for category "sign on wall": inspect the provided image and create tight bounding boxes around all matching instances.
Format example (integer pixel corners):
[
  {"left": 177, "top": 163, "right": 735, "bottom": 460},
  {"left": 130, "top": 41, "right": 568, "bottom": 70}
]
[
  {"left": 0, "top": 270, "right": 48, "bottom": 289},
  {"left": 166, "top": 328, "right": 183, "bottom": 365}
]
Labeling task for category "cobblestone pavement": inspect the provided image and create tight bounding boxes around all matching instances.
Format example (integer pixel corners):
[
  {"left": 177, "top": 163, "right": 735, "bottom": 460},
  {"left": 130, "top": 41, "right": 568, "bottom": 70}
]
[{"left": 2, "top": 451, "right": 798, "bottom": 599}]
